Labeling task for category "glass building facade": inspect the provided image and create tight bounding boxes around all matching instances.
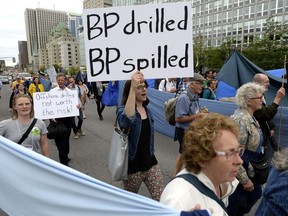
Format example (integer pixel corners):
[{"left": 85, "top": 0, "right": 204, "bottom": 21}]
[{"left": 113, "top": 0, "right": 288, "bottom": 48}]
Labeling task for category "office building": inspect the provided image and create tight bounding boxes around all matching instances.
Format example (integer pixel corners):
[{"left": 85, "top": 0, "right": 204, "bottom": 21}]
[
  {"left": 24, "top": 8, "right": 67, "bottom": 69},
  {"left": 39, "top": 22, "right": 80, "bottom": 69},
  {"left": 83, "top": 0, "right": 113, "bottom": 9},
  {"left": 67, "top": 13, "right": 83, "bottom": 40},
  {"left": 113, "top": 0, "right": 288, "bottom": 48},
  {"left": 18, "top": 41, "right": 29, "bottom": 70},
  {"left": 79, "top": 0, "right": 113, "bottom": 67}
]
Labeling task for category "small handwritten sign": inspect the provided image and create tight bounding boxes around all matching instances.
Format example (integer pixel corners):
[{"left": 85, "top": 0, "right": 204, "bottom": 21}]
[
  {"left": 83, "top": 2, "right": 193, "bottom": 81},
  {"left": 33, "top": 91, "right": 79, "bottom": 119}
]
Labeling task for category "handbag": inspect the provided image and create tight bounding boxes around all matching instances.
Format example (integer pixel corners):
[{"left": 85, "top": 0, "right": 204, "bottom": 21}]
[
  {"left": 108, "top": 127, "right": 128, "bottom": 181},
  {"left": 18, "top": 118, "right": 38, "bottom": 144},
  {"left": 251, "top": 137, "right": 276, "bottom": 184},
  {"left": 47, "top": 121, "right": 69, "bottom": 140},
  {"left": 101, "top": 81, "right": 118, "bottom": 106},
  {"left": 244, "top": 137, "right": 275, "bottom": 184}
]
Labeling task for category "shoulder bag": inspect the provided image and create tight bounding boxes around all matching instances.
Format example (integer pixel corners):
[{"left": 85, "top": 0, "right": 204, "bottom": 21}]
[
  {"left": 108, "top": 127, "right": 128, "bottom": 181},
  {"left": 18, "top": 118, "right": 38, "bottom": 144},
  {"left": 177, "top": 174, "right": 227, "bottom": 213},
  {"left": 47, "top": 121, "right": 69, "bottom": 140}
]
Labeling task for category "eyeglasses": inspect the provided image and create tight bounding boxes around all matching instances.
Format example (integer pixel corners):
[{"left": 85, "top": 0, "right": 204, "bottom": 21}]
[
  {"left": 137, "top": 83, "right": 147, "bottom": 90},
  {"left": 214, "top": 147, "right": 244, "bottom": 161},
  {"left": 249, "top": 96, "right": 263, "bottom": 100}
]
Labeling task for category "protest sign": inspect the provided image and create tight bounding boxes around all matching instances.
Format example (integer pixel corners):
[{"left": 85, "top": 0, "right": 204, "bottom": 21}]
[
  {"left": 83, "top": 2, "right": 193, "bottom": 81},
  {"left": 33, "top": 90, "right": 79, "bottom": 119}
]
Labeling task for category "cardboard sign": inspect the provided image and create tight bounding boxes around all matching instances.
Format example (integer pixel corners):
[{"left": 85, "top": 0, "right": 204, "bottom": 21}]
[
  {"left": 33, "top": 90, "right": 79, "bottom": 119},
  {"left": 83, "top": 2, "right": 193, "bottom": 81}
]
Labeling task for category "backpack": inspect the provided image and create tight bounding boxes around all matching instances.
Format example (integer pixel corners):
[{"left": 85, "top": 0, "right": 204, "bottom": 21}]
[{"left": 164, "top": 92, "right": 194, "bottom": 126}]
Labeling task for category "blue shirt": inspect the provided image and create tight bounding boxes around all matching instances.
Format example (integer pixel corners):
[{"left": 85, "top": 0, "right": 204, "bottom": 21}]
[{"left": 175, "top": 89, "right": 200, "bottom": 130}]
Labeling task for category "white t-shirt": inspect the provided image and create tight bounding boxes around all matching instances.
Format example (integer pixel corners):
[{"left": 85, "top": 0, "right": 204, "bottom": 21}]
[{"left": 158, "top": 79, "right": 176, "bottom": 92}]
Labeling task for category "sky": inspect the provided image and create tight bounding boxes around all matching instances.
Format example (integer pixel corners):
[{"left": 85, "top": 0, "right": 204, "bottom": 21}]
[{"left": 0, "top": 0, "right": 83, "bottom": 66}]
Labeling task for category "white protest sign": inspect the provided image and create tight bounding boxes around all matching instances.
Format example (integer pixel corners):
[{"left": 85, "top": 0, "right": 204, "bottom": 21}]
[
  {"left": 46, "top": 66, "right": 57, "bottom": 86},
  {"left": 33, "top": 91, "right": 79, "bottom": 120},
  {"left": 83, "top": 2, "right": 193, "bottom": 81}
]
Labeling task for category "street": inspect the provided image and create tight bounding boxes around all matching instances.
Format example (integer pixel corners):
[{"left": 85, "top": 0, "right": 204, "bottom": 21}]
[
  {"left": 0, "top": 83, "right": 178, "bottom": 215},
  {"left": 0, "top": 83, "right": 259, "bottom": 215}
]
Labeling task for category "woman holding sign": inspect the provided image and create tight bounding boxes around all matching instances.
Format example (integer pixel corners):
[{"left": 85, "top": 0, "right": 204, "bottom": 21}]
[
  {"left": 116, "top": 71, "right": 164, "bottom": 201},
  {"left": 0, "top": 94, "right": 50, "bottom": 157}
]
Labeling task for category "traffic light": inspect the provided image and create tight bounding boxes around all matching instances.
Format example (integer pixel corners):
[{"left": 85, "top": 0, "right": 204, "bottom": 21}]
[{"left": 12, "top": 57, "right": 16, "bottom": 63}]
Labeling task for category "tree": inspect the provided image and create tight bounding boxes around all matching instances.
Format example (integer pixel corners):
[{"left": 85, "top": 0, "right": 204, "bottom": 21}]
[
  {"left": 39, "top": 65, "right": 46, "bottom": 72},
  {"left": 68, "top": 66, "right": 79, "bottom": 77},
  {"left": 193, "top": 33, "right": 208, "bottom": 73},
  {"left": 53, "top": 64, "right": 61, "bottom": 73},
  {"left": 243, "top": 16, "right": 288, "bottom": 70}
]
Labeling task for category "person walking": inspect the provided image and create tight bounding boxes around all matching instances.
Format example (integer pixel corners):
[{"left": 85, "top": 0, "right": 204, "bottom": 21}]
[
  {"left": 9, "top": 83, "right": 32, "bottom": 112},
  {"left": 0, "top": 94, "right": 49, "bottom": 157},
  {"left": 68, "top": 76, "right": 85, "bottom": 139},
  {"left": 174, "top": 73, "right": 207, "bottom": 176},
  {"left": 91, "top": 81, "right": 105, "bottom": 121},
  {"left": 28, "top": 76, "right": 45, "bottom": 96},
  {"left": 76, "top": 79, "right": 89, "bottom": 119},
  {"left": 228, "top": 82, "right": 266, "bottom": 216},
  {"left": 50, "top": 73, "right": 74, "bottom": 166},
  {"left": 116, "top": 71, "right": 164, "bottom": 201},
  {"left": 0, "top": 80, "right": 2, "bottom": 99},
  {"left": 252, "top": 73, "right": 285, "bottom": 149},
  {"left": 160, "top": 113, "right": 243, "bottom": 216}
]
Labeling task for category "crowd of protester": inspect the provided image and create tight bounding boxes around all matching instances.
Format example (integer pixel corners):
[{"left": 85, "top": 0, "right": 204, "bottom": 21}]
[{"left": 0, "top": 68, "right": 287, "bottom": 216}]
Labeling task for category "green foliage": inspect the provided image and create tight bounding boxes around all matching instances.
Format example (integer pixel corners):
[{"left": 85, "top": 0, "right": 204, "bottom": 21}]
[
  {"left": 53, "top": 64, "right": 61, "bottom": 73},
  {"left": 68, "top": 66, "right": 79, "bottom": 76},
  {"left": 193, "top": 16, "right": 288, "bottom": 71},
  {"left": 39, "top": 65, "right": 46, "bottom": 72}
]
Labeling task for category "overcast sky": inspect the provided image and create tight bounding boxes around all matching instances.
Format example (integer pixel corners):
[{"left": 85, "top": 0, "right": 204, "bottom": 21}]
[{"left": 0, "top": 0, "right": 83, "bottom": 66}]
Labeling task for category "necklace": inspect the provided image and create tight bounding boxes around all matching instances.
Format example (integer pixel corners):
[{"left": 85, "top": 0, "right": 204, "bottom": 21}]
[{"left": 16, "top": 119, "right": 31, "bottom": 136}]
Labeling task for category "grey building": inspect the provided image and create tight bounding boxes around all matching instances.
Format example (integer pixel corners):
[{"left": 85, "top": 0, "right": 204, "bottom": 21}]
[
  {"left": 18, "top": 41, "right": 29, "bottom": 70},
  {"left": 67, "top": 13, "right": 83, "bottom": 40},
  {"left": 39, "top": 22, "right": 80, "bottom": 69},
  {"left": 24, "top": 8, "right": 67, "bottom": 69},
  {"left": 80, "top": 0, "right": 113, "bottom": 67},
  {"left": 83, "top": 0, "right": 113, "bottom": 9},
  {"left": 113, "top": 0, "right": 288, "bottom": 48}
]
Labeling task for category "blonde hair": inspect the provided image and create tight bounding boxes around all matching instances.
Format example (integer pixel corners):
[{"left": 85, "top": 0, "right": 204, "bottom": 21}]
[
  {"left": 235, "top": 82, "right": 265, "bottom": 109},
  {"left": 11, "top": 94, "right": 34, "bottom": 119}
]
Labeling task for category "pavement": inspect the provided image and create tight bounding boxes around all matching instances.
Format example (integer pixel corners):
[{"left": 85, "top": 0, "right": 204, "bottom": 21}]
[{"left": 0, "top": 84, "right": 260, "bottom": 215}]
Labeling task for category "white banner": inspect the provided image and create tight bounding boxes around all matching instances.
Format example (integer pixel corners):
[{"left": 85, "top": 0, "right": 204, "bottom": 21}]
[
  {"left": 33, "top": 90, "right": 79, "bottom": 119},
  {"left": 0, "top": 136, "right": 180, "bottom": 216},
  {"left": 83, "top": 2, "right": 193, "bottom": 81}
]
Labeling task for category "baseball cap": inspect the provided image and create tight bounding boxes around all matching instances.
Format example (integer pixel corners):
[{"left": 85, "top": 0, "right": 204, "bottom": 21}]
[{"left": 189, "top": 73, "right": 206, "bottom": 82}]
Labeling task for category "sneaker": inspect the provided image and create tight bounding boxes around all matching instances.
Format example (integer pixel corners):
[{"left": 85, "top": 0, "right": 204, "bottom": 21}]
[
  {"left": 79, "top": 130, "right": 85, "bottom": 136},
  {"left": 74, "top": 133, "right": 79, "bottom": 139},
  {"left": 99, "top": 115, "right": 104, "bottom": 121}
]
